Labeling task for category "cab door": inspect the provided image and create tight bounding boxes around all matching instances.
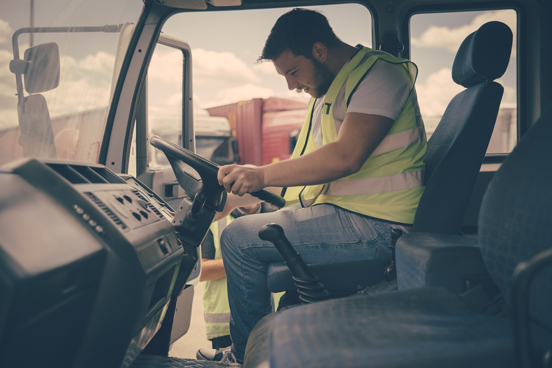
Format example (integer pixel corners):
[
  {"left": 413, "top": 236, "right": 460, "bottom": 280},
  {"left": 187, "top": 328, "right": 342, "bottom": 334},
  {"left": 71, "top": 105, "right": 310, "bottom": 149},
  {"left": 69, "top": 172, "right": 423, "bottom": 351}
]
[
  {"left": 126, "top": 34, "right": 203, "bottom": 345},
  {"left": 128, "top": 34, "right": 195, "bottom": 211}
]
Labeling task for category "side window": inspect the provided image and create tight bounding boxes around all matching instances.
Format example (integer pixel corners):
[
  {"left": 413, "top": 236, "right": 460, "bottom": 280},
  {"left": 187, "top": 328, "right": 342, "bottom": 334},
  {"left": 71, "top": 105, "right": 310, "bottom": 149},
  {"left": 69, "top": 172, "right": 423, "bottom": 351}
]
[
  {"left": 410, "top": 9, "right": 517, "bottom": 155},
  {"left": 159, "top": 4, "right": 372, "bottom": 166},
  {"left": 0, "top": 1, "right": 143, "bottom": 167},
  {"left": 147, "top": 42, "right": 185, "bottom": 168},
  {"left": 128, "top": 39, "right": 188, "bottom": 177}
]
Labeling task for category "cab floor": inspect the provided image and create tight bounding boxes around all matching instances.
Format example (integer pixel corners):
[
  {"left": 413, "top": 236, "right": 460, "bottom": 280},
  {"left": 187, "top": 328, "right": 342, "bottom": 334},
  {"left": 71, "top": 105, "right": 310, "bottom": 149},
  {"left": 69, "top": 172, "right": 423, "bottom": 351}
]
[{"left": 129, "top": 354, "right": 239, "bottom": 368}]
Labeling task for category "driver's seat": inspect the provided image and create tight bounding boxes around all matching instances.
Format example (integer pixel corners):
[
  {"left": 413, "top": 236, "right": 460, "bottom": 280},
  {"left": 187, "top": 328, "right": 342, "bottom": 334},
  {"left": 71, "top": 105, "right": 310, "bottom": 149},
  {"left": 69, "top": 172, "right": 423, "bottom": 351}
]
[{"left": 265, "top": 21, "right": 513, "bottom": 300}]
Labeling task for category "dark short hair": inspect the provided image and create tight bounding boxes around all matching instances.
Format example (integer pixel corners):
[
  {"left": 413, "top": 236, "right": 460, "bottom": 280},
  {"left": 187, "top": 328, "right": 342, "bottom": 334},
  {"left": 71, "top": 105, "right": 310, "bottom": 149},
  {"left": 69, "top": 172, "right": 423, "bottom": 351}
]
[{"left": 258, "top": 8, "right": 341, "bottom": 62}]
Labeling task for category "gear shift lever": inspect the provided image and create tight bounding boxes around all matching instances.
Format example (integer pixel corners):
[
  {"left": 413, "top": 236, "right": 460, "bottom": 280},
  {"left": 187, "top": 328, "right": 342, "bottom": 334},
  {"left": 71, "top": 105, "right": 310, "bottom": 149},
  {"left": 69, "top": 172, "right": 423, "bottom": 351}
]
[{"left": 259, "top": 223, "right": 329, "bottom": 304}]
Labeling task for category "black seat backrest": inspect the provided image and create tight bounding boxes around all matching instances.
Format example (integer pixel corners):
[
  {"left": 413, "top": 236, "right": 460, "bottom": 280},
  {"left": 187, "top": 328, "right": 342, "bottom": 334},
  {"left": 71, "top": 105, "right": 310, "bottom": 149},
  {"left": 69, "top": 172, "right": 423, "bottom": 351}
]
[
  {"left": 478, "top": 102, "right": 552, "bottom": 324},
  {"left": 413, "top": 21, "right": 513, "bottom": 234}
]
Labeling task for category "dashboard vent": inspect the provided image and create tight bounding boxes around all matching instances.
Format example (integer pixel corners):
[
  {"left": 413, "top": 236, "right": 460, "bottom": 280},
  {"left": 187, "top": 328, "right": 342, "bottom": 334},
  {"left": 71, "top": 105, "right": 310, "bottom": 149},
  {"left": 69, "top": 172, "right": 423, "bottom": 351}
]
[
  {"left": 84, "top": 192, "right": 127, "bottom": 230},
  {"left": 47, "top": 163, "right": 125, "bottom": 184}
]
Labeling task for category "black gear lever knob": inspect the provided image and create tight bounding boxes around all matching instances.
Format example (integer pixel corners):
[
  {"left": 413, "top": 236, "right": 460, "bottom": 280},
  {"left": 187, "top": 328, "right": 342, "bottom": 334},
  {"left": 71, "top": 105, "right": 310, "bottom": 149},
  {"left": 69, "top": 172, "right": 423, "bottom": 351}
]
[{"left": 258, "top": 223, "right": 298, "bottom": 261}]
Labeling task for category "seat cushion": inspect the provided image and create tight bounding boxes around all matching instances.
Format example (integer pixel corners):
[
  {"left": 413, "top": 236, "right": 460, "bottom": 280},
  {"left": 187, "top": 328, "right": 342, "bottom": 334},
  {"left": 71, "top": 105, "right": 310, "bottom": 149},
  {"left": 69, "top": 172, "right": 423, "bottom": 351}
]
[
  {"left": 395, "top": 232, "right": 488, "bottom": 293},
  {"left": 261, "top": 288, "right": 513, "bottom": 368}
]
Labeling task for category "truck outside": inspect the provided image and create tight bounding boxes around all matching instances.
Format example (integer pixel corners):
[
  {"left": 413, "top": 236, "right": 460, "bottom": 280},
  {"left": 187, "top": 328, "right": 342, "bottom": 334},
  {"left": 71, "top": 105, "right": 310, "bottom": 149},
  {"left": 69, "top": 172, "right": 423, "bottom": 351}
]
[
  {"left": 206, "top": 97, "right": 308, "bottom": 166},
  {"left": 150, "top": 109, "right": 238, "bottom": 167}
]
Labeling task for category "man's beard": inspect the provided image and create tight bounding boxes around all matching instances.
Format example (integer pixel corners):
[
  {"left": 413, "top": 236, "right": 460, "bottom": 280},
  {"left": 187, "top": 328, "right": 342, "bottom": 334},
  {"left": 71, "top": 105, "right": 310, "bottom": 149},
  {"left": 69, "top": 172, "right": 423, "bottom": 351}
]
[{"left": 305, "top": 58, "right": 333, "bottom": 98}]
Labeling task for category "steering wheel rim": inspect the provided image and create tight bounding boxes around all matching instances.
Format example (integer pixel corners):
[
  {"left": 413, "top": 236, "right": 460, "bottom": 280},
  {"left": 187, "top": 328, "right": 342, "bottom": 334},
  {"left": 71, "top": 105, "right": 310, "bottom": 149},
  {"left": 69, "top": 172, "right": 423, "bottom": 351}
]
[{"left": 150, "top": 135, "right": 286, "bottom": 208}]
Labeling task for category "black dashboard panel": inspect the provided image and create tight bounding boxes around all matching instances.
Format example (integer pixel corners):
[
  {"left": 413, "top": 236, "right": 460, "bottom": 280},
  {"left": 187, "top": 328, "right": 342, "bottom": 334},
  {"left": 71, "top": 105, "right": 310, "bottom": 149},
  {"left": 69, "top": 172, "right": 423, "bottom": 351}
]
[{"left": 0, "top": 159, "right": 186, "bottom": 368}]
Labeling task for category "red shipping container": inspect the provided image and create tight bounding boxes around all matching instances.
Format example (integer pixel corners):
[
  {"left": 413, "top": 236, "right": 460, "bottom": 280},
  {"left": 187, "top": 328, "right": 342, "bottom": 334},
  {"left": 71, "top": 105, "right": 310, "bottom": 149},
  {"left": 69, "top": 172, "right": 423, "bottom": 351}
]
[{"left": 206, "top": 97, "right": 307, "bottom": 166}]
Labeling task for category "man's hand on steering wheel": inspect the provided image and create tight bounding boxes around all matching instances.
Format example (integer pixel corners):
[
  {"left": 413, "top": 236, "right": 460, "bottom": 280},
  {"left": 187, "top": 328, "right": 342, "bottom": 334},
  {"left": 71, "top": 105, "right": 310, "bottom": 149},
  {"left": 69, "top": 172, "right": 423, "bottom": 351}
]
[
  {"left": 218, "top": 164, "right": 266, "bottom": 196},
  {"left": 150, "top": 135, "right": 285, "bottom": 209}
]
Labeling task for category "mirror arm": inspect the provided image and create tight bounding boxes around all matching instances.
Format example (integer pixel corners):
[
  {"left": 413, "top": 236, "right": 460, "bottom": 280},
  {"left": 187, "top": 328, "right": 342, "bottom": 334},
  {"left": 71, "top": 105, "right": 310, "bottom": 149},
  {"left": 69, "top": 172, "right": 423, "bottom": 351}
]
[{"left": 11, "top": 30, "right": 24, "bottom": 107}]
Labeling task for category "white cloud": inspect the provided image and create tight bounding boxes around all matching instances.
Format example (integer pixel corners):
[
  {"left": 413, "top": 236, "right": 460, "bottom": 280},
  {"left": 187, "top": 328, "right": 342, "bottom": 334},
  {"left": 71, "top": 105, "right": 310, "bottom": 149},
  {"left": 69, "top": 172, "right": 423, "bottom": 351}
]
[
  {"left": 147, "top": 91, "right": 184, "bottom": 129},
  {"left": 166, "top": 92, "right": 183, "bottom": 106},
  {"left": 412, "top": 25, "right": 470, "bottom": 53},
  {"left": 45, "top": 76, "right": 111, "bottom": 117},
  {"left": 253, "top": 61, "right": 277, "bottom": 75},
  {"left": 0, "top": 79, "right": 18, "bottom": 129},
  {"left": 415, "top": 67, "right": 463, "bottom": 118},
  {"left": 201, "top": 83, "right": 274, "bottom": 108},
  {"left": 148, "top": 47, "right": 262, "bottom": 88},
  {"left": 0, "top": 20, "right": 12, "bottom": 45},
  {"left": 412, "top": 10, "right": 517, "bottom": 55},
  {"left": 27, "top": 51, "right": 116, "bottom": 117},
  {"left": 148, "top": 48, "right": 184, "bottom": 84},
  {"left": 0, "top": 49, "right": 13, "bottom": 79},
  {"left": 60, "top": 52, "right": 115, "bottom": 82},
  {"left": 193, "top": 48, "right": 261, "bottom": 85}
]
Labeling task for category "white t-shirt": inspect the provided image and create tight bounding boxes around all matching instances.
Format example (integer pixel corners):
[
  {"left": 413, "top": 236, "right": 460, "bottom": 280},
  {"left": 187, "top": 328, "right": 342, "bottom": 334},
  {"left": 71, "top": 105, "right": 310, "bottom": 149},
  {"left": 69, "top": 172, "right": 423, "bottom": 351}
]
[{"left": 311, "top": 55, "right": 418, "bottom": 147}]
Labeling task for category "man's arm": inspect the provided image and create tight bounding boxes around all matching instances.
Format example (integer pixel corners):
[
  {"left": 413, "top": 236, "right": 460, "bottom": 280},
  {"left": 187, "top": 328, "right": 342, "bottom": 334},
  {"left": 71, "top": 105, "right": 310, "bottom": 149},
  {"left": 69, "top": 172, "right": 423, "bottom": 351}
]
[
  {"left": 200, "top": 258, "right": 227, "bottom": 281},
  {"left": 218, "top": 112, "right": 395, "bottom": 195},
  {"left": 199, "top": 229, "right": 226, "bottom": 281}
]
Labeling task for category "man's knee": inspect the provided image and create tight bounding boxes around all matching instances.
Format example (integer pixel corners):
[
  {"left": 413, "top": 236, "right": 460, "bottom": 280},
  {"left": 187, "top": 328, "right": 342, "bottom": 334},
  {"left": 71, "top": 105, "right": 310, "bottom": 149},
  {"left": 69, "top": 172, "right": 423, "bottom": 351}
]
[{"left": 220, "top": 216, "right": 251, "bottom": 253}]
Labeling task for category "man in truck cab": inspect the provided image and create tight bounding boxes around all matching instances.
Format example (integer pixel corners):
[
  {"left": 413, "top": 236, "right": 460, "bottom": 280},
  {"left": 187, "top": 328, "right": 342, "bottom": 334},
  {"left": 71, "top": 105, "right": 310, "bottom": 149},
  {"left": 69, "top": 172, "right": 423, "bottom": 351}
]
[{"left": 197, "top": 8, "right": 426, "bottom": 364}]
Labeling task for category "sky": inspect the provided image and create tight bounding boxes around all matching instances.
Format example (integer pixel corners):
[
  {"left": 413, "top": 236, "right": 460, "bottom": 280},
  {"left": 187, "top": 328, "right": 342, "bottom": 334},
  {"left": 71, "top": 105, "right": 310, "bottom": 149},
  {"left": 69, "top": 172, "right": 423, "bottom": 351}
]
[{"left": 0, "top": 0, "right": 517, "bottom": 133}]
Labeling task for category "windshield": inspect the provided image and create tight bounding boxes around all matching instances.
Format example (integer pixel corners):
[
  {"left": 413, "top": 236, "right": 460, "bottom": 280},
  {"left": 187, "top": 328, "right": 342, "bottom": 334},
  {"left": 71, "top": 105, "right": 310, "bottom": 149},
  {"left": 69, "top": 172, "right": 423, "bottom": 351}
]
[{"left": 0, "top": 0, "right": 143, "bottom": 167}]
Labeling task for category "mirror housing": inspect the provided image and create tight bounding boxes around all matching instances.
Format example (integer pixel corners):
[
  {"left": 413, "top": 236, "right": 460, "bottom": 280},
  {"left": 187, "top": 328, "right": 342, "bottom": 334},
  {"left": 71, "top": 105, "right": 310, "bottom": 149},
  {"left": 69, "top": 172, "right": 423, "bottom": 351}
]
[
  {"left": 18, "top": 94, "right": 57, "bottom": 158},
  {"left": 23, "top": 42, "right": 60, "bottom": 94}
]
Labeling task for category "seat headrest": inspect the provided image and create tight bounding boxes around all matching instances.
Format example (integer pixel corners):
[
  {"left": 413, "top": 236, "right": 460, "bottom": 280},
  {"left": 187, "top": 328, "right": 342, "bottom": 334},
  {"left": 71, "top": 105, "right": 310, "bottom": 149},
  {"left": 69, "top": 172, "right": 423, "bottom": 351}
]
[{"left": 452, "top": 21, "right": 512, "bottom": 88}]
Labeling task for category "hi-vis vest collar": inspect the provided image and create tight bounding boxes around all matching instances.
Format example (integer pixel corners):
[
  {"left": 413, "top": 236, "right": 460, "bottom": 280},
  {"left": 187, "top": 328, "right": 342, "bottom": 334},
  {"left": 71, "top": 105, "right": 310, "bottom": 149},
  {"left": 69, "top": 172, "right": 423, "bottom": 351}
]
[{"left": 283, "top": 46, "right": 427, "bottom": 225}]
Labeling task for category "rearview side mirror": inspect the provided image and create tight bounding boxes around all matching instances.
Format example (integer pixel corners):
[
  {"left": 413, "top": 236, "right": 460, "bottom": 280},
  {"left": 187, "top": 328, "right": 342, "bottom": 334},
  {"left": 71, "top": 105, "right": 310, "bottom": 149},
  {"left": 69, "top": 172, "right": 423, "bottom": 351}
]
[
  {"left": 24, "top": 42, "right": 60, "bottom": 93},
  {"left": 10, "top": 42, "right": 60, "bottom": 94}
]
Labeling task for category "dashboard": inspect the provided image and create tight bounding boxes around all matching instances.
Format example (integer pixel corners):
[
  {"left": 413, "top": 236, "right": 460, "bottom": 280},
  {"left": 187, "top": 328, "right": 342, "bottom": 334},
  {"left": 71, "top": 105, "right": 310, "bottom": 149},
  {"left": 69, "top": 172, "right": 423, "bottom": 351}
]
[{"left": 0, "top": 158, "right": 189, "bottom": 368}]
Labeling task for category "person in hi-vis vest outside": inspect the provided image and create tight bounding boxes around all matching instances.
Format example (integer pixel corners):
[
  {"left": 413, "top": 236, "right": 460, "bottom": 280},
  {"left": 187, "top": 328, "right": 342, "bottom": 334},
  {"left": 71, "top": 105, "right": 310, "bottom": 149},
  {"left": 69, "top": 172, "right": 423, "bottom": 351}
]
[
  {"left": 196, "top": 8, "right": 426, "bottom": 364},
  {"left": 200, "top": 203, "right": 276, "bottom": 350}
]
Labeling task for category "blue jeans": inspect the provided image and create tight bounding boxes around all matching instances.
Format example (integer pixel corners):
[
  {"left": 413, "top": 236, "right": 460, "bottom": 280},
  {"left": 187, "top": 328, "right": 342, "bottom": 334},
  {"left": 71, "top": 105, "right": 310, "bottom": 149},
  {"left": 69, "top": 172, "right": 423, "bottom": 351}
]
[{"left": 220, "top": 204, "right": 395, "bottom": 361}]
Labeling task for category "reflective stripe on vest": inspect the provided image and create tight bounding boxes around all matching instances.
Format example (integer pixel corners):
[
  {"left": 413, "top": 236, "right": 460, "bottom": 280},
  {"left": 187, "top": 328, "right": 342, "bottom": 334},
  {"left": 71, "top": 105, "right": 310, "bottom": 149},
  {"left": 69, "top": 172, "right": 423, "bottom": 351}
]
[
  {"left": 284, "top": 47, "right": 426, "bottom": 224},
  {"left": 202, "top": 217, "right": 233, "bottom": 339}
]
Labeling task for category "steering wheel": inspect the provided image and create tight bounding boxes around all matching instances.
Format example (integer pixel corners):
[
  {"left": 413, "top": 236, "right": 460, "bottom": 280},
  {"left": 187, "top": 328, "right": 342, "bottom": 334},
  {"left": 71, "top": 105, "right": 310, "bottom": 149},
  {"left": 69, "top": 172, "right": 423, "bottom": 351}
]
[{"left": 150, "top": 135, "right": 286, "bottom": 208}]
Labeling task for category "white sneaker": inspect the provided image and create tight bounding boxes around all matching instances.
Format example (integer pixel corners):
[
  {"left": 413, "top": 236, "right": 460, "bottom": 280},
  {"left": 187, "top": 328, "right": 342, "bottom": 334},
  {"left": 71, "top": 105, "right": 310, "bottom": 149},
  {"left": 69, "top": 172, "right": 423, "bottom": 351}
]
[{"left": 196, "top": 346, "right": 241, "bottom": 366}]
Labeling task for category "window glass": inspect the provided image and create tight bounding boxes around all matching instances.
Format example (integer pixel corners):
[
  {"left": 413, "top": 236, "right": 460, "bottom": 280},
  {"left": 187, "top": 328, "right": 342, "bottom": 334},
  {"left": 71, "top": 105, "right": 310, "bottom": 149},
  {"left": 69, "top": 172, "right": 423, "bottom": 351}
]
[
  {"left": 146, "top": 4, "right": 372, "bottom": 168},
  {"left": 147, "top": 42, "right": 184, "bottom": 169},
  {"left": 410, "top": 9, "right": 517, "bottom": 154},
  {"left": 163, "top": 4, "right": 371, "bottom": 109},
  {"left": 0, "top": 0, "right": 143, "bottom": 166}
]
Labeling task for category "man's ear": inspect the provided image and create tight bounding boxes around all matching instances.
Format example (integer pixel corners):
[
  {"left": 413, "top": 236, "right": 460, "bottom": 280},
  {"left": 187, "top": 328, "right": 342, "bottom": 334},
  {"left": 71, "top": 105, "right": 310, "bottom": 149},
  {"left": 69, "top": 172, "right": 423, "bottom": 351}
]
[{"left": 312, "top": 42, "right": 328, "bottom": 62}]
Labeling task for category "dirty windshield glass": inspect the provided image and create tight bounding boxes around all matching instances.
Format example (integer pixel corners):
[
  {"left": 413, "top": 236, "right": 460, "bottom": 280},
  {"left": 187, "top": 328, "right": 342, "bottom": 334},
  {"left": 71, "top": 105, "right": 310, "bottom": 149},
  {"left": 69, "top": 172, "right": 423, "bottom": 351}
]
[{"left": 0, "top": 0, "right": 142, "bottom": 166}]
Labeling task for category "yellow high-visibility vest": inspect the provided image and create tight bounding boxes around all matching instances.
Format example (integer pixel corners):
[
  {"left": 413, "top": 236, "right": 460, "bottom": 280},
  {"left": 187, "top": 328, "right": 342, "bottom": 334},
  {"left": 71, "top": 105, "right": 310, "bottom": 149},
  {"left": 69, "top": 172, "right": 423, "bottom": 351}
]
[
  {"left": 284, "top": 47, "right": 426, "bottom": 224},
  {"left": 202, "top": 217, "right": 233, "bottom": 340}
]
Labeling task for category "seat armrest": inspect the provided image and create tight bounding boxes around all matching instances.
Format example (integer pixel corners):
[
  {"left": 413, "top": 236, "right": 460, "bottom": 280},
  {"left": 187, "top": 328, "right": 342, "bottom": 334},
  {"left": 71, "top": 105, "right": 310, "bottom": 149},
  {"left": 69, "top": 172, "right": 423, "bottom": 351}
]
[{"left": 396, "top": 232, "right": 488, "bottom": 293}]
